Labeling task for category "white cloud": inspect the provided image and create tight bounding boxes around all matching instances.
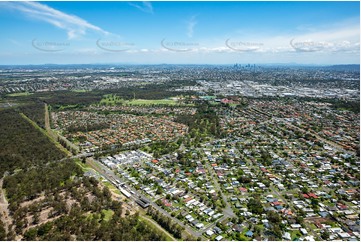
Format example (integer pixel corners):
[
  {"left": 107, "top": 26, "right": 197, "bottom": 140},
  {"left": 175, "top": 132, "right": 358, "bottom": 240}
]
[
  {"left": 281, "top": 25, "right": 360, "bottom": 53},
  {"left": 167, "top": 24, "right": 359, "bottom": 55},
  {"left": 0, "top": 1, "right": 110, "bottom": 39},
  {"left": 226, "top": 23, "right": 360, "bottom": 54},
  {"left": 186, "top": 15, "right": 197, "bottom": 38},
  {"left": 129, "top": 1, "right": 153, "bottom": 14}
]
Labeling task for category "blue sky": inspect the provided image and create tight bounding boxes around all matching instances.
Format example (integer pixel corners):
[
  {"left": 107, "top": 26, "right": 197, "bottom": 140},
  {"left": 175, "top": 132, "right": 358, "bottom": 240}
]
[{"left": 0, "top": 1, "right": 359, "bottom": 65}]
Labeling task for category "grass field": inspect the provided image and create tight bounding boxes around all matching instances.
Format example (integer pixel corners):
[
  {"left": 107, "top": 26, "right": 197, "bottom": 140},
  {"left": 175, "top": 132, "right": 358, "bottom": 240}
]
[
  {"left": 126, "top": 99, "right": 178, "bottom": 105},
  {"left": 7, "top": 92, "right": 33, "bottom": 97},
  {"left": 99, "top": 94, "right": 193, "bottom": 106},
  {"left": 58, "top": 104, "right": 79, "bottom": 110},
  {"left": 209, "top": 101, "right": 221, "bottom": 106},
  {"left": 290, "top": 230, "right": 302, "bottom": 240},
  {"left": 139, "top": 215, "right": 175, "bottom": 241},
  {"left": 99, "top": 94, "right": 124, "bottom": 106},
  {"left": 75, "top": 159, "right": 97, "bottom": 172},
  {"left": 101, "top": 209, "right": 114, "bottom": 221},
  {"left": 71, "top": 89, "right": 88, "bottom": 93}
]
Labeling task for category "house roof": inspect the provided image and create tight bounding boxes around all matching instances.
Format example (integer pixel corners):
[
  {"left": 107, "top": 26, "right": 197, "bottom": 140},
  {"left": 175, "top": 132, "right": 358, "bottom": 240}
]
[{"left": 303, "top": 194, "right": 310, "bottom": 199}]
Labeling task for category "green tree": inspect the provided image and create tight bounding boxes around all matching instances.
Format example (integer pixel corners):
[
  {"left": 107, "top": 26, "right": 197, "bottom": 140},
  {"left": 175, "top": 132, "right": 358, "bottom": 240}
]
[
  {"left": 321, "top": 230, "right": 330, "bottom": 240},
  {"left": 247, "top": 198, "right": 263, "bottom": 214},
  {"left": 267, "top": 210, "right": 281, "bottom": 224},
  {"left": 24, "top": 228, "right": 37, "bottom": 240}
]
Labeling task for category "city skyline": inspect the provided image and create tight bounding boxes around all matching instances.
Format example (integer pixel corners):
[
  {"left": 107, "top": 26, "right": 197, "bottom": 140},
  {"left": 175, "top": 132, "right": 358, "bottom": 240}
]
[{"left": 0, "top": 1, "right": 359, "bottom": 65}]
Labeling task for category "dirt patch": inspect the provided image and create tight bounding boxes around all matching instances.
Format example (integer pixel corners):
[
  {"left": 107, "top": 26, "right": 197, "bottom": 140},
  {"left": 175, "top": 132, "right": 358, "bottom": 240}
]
[
  {"left": 25, "top": 207, "right": 53, "bottom": 226},
  {"left": 65, "top": 198, "right": 79, "bottom": 210},
  {"left": 26, "top": 215, "right": 61, "bottom": 231},
  {"left": 0, "top": 179, "right": 13, "bottom": 233},
  {"left": 110, "top": 189, "right": 123, "bottom": 201},
  {"left": 20, "top": 195, "right": 45, "bottom": 208},
  {"left": 85, "top": 192, "right": 96, "bottom": 203},
  {"left": 121, "top": 202, "right": 138, "bottom": 217}
]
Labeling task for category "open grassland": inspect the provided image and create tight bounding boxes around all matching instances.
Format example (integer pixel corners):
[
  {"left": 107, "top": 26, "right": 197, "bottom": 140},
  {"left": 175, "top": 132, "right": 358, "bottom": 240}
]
[
  {"left": 126, "top": 99, "right": 178, "bottom": 105},
  {"left": 100, "top": 94, "right": 192, "bottom": 106},
  {"left": 7, "top": 92, "right": 33, "bottom": 97},
  {"left": 71, "top": 89, "right": 88, "bottom": 93}
]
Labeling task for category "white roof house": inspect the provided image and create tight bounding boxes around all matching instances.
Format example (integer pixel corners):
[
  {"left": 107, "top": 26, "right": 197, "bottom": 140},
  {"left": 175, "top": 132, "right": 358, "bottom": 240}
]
[{"left": 215, "top": 235, "right": 223, "bottom": 241}]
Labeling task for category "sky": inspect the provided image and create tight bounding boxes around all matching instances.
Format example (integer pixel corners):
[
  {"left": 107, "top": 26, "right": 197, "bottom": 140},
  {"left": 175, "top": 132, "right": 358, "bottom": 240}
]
[{"left": 0, "top": 1, "right": 359, "bottom": 65}]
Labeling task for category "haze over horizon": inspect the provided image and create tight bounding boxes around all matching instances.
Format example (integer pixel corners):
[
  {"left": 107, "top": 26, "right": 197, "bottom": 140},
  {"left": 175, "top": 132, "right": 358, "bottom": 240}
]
[{"left": 0, "top": 1, "right": 359, "bottom": 65}]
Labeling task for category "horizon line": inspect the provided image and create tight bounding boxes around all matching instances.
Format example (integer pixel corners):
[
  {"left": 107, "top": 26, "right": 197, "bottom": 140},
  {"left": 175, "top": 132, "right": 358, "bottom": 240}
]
[{"left": 0, "top": 63, "right": 360, "bottom": 67}]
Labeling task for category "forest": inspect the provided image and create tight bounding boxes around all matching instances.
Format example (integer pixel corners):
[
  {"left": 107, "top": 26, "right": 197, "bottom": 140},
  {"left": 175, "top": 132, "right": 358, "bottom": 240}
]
[
  {"left": 0, "top": 109, "right": 66, "bottom": 177},
  {"left": 147, "top": 207, "right": 185, "bottom": 240},
  {"left": 17, "top": 100, "right": 46, "bottom": 128},
  {"left": 3, "top": 160, "right": 167, "bottom": 240},
  {"left": 4, "top": 79, "right": 197, "bottom": 110},
  {"left": 175, "top": 103, "right": 225, "bottom": 139}
]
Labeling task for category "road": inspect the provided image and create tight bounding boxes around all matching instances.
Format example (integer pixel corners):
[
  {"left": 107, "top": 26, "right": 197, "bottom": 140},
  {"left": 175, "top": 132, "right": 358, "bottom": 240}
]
[
  {"left": 86, "top": 158, "right": 205, "bottom": 240},
  {"left": 269, "top": 185, "right": 288, "bottom": 208},
  {"left": 204, "top": 161, "right": 235, "bottom": 219},
  {"left": 198, "top": 215, "right": 228, "bottom": 235}
]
